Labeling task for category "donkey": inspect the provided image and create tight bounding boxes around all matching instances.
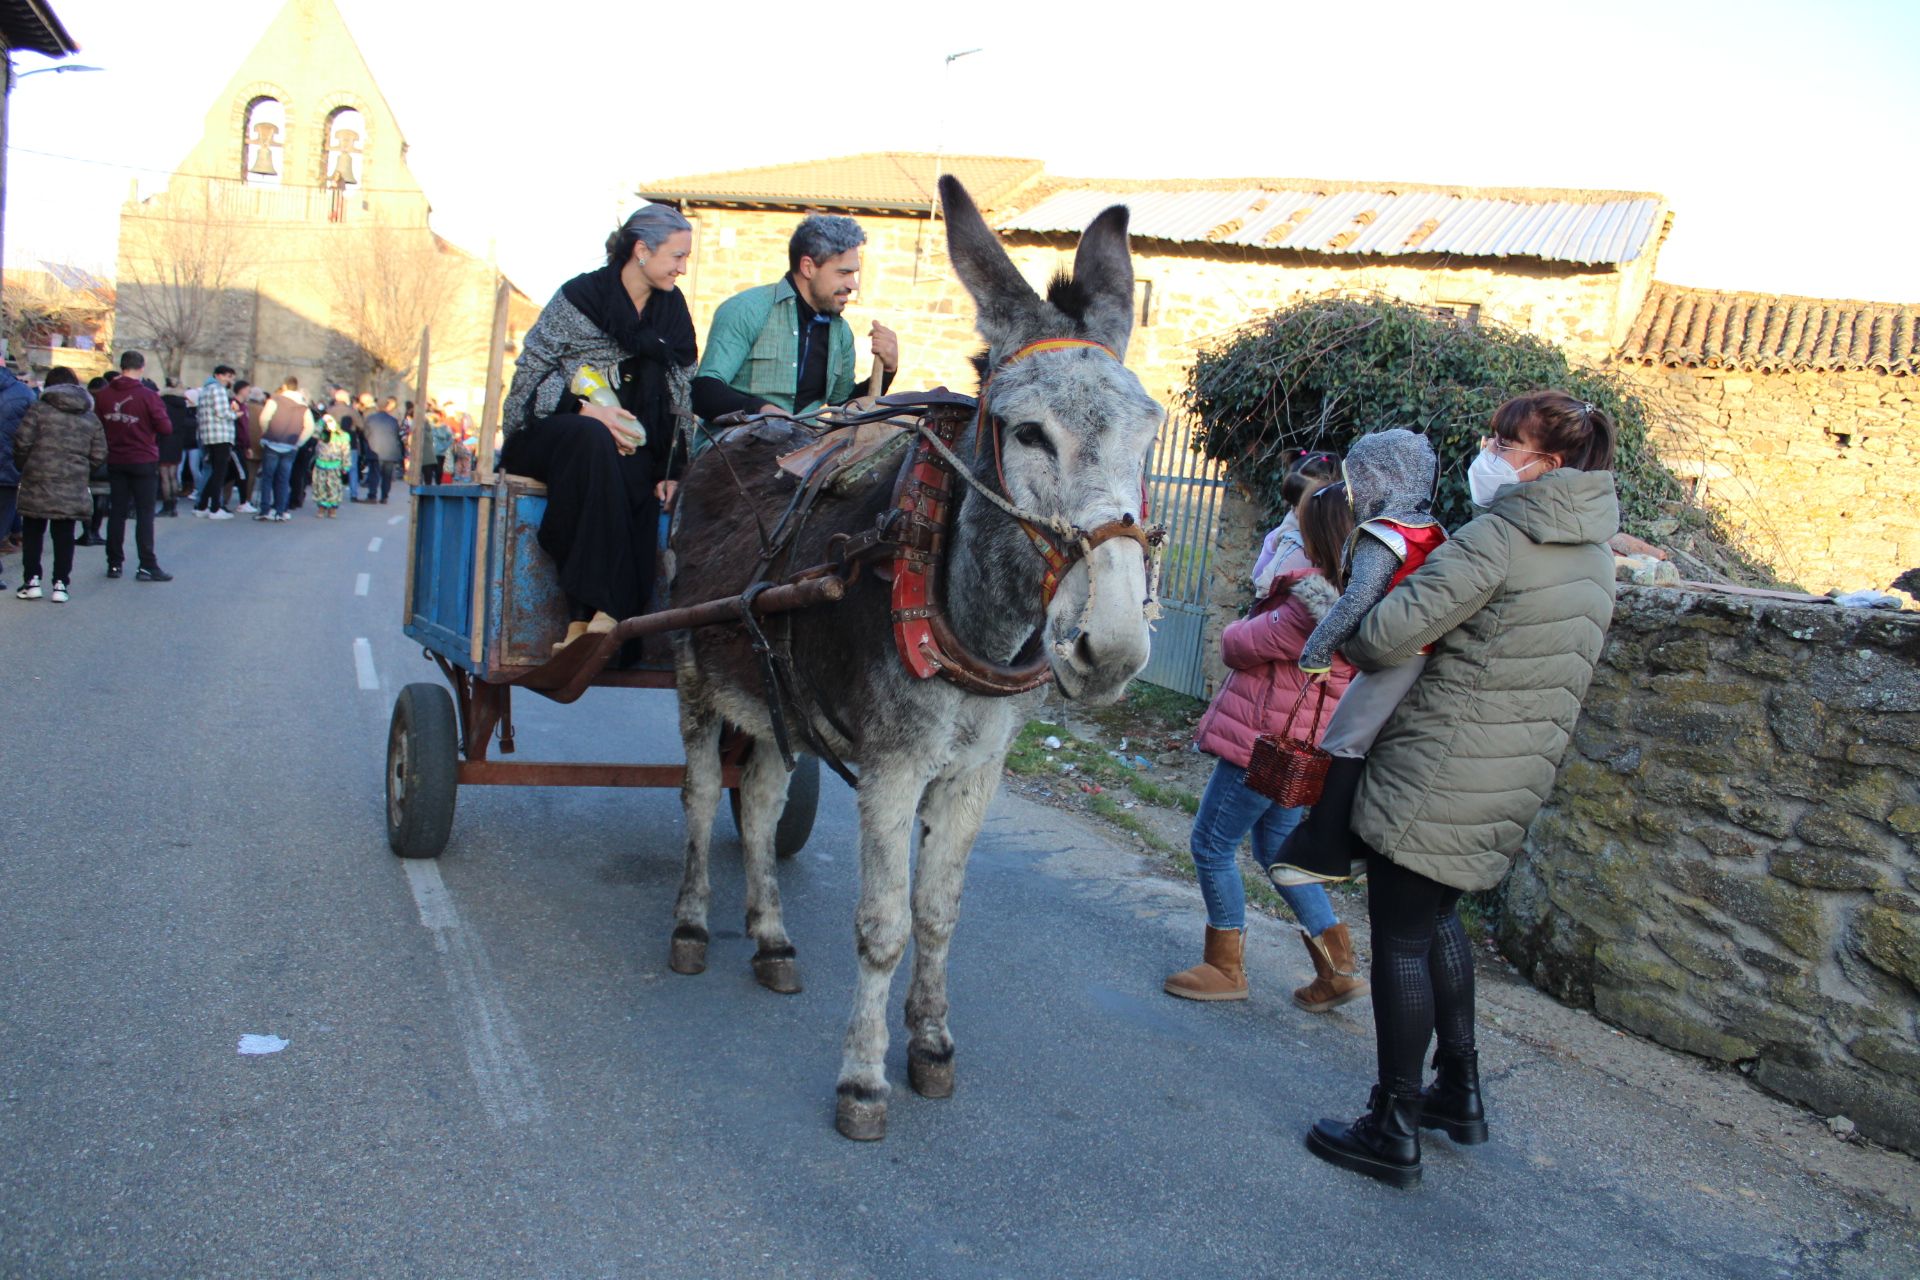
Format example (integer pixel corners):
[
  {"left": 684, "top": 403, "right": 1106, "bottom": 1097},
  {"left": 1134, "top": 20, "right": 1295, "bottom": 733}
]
[{"left": 667, "top": 176, "right": 1164, "bottom": 1140}]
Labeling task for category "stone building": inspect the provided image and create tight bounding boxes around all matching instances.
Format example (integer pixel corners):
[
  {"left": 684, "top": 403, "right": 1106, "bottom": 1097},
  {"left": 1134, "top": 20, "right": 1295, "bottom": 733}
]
[
  {"left": 643, "top": 154, "right": 1670, "bottom": 404},
  {"left": 1616, "top": 284, "right": 1920, "bottom": 594},
  {"left": 112, "top": 0, "right": 535, "bottom": 409},
  {"left": 640, "top": 152, "right": 1917, "bottom": 596}
]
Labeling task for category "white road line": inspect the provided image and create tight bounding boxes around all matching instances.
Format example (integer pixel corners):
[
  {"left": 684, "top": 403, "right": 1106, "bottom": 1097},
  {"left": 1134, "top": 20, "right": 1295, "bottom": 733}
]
[
  {"left": 368, "top": 537, "right": 383, "bottom": 552},
  {"left": 353, "top": 637, "right": 379, "bottom": 690},
  {"left": 402, "top": 860, "right": 547, "bottom": 1128},
  {"left": 388, "top": 515, "right": 403, "bottom": 526},
  {"left": 355, "top": 572, "right": 371, "bottom": 596}
]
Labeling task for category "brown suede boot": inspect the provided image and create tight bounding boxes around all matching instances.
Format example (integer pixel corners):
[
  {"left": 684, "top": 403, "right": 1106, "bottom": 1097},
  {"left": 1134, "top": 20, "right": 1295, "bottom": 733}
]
[
  {"left": 1292, "top": 923, "right": 1370, "bottom": 1012},
  {"left": 1164, "top": 925, "right": 1249, "bottom": 1002}
]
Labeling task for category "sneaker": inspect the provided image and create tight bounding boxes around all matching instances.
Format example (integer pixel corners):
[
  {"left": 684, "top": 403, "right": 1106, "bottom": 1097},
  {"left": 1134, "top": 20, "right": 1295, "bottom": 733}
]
[
  {"left": 193, "top": 508, "right": 210, "bottom": 518},
  {"left": 16, "top": 577, "right": 41, "bottom": 600},
  {"left": 208, "top": 509, "right": 235, "bottom": 521},
  {"left": 50, "top": 581, "right": 69, "bottom": 603},
  {"left": 106, "top": 565, "right": 122, "bottom": 579},
  {"left": 238, "top": 502, "right": 259, "bottom": 514},
  {"left": 136, "top": 565, "right": 173, "bottom": 582}
]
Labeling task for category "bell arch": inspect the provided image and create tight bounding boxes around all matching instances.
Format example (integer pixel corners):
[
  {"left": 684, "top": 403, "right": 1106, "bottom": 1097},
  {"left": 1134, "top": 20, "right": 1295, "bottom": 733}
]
[{"left": 242, "top": 95, "right": 285, "bottom": 187}]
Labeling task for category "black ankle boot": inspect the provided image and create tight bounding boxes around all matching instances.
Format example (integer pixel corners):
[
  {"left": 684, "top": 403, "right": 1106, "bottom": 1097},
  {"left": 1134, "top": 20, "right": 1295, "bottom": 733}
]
[
  {"left": 1419, "top": 1049, "right": 1487, "bottom": 1144},
  {"left": 1269, "top": 756, "right": 1366, "bottom": 882},
  {"left": 1306, "top": 1085, "right": 1423, "bottom": 1188}
]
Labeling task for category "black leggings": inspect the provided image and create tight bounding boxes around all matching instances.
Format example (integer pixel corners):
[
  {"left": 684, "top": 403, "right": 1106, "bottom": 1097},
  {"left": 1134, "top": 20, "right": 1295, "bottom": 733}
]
[
  {"left": 197, "top": 444, "right": 234, "bottom": 511},
  {"left": 1366, "top": 847, "right": 1476, "bottom": 1096}
]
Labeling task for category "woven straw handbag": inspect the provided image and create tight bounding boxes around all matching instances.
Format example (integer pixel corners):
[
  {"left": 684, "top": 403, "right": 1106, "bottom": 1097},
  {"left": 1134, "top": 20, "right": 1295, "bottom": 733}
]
[{"left": 1246, "top": 680, "right": 1332, "bottom": 807}]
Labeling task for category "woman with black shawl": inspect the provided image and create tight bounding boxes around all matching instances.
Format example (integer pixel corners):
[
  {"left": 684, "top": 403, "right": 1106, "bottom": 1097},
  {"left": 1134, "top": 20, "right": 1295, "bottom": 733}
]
[{"left": 500, "top": 205, "right": 698, "bottom": 649}]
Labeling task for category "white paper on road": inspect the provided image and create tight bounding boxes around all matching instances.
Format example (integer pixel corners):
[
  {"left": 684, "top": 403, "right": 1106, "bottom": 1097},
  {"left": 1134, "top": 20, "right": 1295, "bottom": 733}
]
[
  {"left": 388, "top": 515, "right": 403, "bottom": 525},
  {"left": 237, "top": 1034, "right": 288, "bottom": 1055},
  {"left": 367, "top": 537, "right": 383, "bottom": 552},
  {"left": 355, "top": 573, "right": 370, "bottom": 596},
  {"left": 353, "top": 638, "right": 378, "bottom": 690}
]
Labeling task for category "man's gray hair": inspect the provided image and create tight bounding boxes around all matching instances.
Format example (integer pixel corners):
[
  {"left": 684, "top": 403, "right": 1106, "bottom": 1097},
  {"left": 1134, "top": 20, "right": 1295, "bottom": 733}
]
[
  {"left": 605, "top": 203, "right": 695, "bottom": 269},
  {"left": 789, "top": 214, "right": 866, "bottom": 272}
]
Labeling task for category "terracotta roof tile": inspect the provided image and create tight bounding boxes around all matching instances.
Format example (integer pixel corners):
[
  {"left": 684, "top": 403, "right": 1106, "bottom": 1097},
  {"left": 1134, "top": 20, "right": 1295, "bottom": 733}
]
[
  {"left": 1619, "top": 282, "right": 1919, "bottom": 376},
  {"left": 640, "top": 152, "right": 1044, "bottom": 212}
]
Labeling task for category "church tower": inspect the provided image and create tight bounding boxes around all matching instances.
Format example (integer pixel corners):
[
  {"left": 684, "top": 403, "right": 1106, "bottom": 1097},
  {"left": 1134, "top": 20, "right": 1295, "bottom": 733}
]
[{"left": 113, "top": 0, "right": 532, "bottom": 405}]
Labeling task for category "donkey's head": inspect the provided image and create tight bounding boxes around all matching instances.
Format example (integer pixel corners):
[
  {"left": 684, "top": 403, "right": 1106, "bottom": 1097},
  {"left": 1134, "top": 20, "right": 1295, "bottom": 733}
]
[{"left": 941, "top": 176, "right": 1162, "bottom": 704}]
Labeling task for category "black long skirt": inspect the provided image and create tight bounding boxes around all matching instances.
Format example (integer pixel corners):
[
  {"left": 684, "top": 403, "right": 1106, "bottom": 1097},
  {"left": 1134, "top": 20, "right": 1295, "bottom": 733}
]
[{"left": 499, "top": 413, "right": 658, "bottom": 622}]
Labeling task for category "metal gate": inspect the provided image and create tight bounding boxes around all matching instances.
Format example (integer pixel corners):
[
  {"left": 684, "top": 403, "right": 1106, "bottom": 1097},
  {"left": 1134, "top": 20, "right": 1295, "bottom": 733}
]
[{"left": 1139, "top": 421, "right": 1229, "bottom": 698}]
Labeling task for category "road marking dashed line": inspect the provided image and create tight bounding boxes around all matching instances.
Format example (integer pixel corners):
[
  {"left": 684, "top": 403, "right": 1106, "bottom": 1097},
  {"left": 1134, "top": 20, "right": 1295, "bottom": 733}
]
[{"left": 353, "top": 637, "right": 378, "bottom": 689}]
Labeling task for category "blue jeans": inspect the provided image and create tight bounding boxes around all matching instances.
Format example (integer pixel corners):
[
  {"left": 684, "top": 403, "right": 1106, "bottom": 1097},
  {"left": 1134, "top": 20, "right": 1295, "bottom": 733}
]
[
  {"left": 1189, "top": 758, "right": 1339, "bottom": 935},
  {"left": 258, "top": 446, "right": 295, "bottom": 516},
  {"left": 347, "top": 449, "right": 362, "bottom": 499}
]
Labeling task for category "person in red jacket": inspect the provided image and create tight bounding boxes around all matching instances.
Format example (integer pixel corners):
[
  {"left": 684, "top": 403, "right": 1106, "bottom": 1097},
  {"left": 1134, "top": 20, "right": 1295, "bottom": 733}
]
[
  {"left": 1166, "top": 480, "right": 1368, "bottom": 1009},
  {"left": 90, "top": 351, "right": 173, "bottom": 581}
]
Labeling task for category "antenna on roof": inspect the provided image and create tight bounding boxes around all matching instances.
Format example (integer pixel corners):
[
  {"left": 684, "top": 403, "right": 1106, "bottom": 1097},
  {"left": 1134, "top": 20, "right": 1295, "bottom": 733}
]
[{"left": 921, "top": 47, "right": 985, "bottom": 283}]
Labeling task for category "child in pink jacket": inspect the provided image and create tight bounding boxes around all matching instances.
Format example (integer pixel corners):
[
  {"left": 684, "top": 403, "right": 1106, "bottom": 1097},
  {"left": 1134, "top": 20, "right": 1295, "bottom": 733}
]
[{"left": 1165, "top": 480, "right": 1370, "bottom": 1012}]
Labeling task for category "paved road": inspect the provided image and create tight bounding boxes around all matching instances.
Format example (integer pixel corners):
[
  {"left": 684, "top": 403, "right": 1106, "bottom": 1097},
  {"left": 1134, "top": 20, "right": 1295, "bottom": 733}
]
[{"left": 2, "top": 500, "right": 1914, "bottom": 1279}]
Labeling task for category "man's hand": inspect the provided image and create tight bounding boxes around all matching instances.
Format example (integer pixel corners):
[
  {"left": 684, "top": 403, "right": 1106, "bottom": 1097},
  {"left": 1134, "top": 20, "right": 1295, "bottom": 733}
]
[
  {"left": 655, "top": 479, "right": 678, "bottom": 509},
  {"left": 869, "top": 321, "right": 899, "bottom": 373}
]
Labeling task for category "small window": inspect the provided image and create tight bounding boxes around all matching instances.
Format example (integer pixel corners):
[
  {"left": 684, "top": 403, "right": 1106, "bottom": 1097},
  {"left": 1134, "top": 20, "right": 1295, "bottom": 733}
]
[{"left": 1432, "top": 299, "right": 1480, "bottom": 328}]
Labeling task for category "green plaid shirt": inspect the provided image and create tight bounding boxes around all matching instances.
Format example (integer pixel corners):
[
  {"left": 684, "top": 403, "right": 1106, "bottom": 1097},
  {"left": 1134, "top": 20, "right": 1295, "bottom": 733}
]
[{"left": 696, "top": 277, "right": 855, "bottom": 415}]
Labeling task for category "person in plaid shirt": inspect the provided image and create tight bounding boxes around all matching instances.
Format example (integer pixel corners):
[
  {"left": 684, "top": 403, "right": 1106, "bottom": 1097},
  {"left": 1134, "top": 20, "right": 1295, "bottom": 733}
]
[{"left": 194, "top": 364, "right": 239, "bottom": 518}]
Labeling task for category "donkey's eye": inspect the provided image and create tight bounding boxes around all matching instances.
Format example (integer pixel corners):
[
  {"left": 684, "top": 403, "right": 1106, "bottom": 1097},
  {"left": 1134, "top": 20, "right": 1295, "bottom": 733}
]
[{"left": 1012, "top": 422, "right": 1055, "bottom": 456}]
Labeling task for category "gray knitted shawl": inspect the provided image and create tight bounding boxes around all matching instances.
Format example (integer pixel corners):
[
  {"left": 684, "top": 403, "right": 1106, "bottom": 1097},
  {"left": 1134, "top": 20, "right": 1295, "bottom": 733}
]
[{"left": 501, "top": 288, "right": 692, "bottom": 438}]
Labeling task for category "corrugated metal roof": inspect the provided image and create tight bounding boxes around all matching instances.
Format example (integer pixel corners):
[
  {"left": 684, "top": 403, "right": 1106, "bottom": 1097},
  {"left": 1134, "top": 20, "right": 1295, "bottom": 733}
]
[
  {"left": 999, "top": 187, "right": 1663, "bottom": 265},
  {"left": 641, "top": 153, "right": 1044, "bottom": 212}
]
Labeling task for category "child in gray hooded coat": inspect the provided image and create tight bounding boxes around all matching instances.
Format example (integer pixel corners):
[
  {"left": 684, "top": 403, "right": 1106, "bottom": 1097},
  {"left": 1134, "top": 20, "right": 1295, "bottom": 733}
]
[{"left": 1270, "top": 428, "right": 1445, "bottom": 885}]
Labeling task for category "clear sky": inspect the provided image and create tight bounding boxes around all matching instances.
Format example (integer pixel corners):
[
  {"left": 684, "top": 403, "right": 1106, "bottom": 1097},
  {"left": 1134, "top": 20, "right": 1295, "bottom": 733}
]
[{"left": 8, "top": 0, "right": 1917, "bottom": 304}]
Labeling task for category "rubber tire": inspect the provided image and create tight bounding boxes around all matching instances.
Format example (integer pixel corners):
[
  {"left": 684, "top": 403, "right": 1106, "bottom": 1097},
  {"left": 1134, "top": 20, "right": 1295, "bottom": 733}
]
[
  {"left": 387, "top": 682, "right": 459, "bottom": 859},
  {"left": 728, "top": 752, "right": 821, "bottom": 860}
]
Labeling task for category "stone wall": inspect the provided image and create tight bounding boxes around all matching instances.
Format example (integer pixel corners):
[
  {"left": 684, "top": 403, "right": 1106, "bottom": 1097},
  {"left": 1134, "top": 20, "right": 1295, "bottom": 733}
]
[
  {"left": 1617, "top": 363, "right": 1919, "bottom": 596},
  {"left": 1500, "top": 584, "right": 1920, "bottom": 1153}
]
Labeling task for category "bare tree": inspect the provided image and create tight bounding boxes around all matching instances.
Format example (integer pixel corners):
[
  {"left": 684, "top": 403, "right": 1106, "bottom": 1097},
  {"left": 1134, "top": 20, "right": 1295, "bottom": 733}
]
[
  {"left": 115, "top": 208, "right": 252, "bottom": 384},
  {"left": 325, "top": 225, "right": 471, "bottom": 396}
]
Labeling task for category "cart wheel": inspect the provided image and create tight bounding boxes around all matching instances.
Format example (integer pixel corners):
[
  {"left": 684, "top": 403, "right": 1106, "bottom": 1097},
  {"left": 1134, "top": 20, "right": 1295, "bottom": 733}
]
[
  {"left": 729, "top": 752, "right": 822, "bottom": 860},
  {"left": 387, "top": 682, "right": 458, "bottom": 859}
]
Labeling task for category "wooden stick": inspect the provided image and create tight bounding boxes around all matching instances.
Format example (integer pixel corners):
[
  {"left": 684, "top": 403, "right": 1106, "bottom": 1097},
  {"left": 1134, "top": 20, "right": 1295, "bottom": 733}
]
[
  {"left": 402, "top": 325, "right": 430, "bottom": 629},
  {"left": 477, "top": 275, "right": 509, "bottom": 484}
]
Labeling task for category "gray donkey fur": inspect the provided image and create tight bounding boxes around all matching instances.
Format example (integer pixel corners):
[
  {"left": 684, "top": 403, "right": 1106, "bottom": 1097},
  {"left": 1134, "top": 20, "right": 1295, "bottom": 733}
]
[{"left": 666, "top": 177, "right": 1165, "bottom": 1140}]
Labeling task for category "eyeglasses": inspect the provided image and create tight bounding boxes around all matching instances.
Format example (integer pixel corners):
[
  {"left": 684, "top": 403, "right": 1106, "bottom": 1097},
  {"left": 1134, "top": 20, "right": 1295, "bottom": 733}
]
[{"left": 1480, "top": 436, "right": 1557, "bottom": 461}]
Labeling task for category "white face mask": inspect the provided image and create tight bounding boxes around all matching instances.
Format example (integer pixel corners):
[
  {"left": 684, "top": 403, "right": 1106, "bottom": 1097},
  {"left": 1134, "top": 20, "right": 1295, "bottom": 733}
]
[{"left": 1467, "top": 451, "right": 1521, "bottom": 508}]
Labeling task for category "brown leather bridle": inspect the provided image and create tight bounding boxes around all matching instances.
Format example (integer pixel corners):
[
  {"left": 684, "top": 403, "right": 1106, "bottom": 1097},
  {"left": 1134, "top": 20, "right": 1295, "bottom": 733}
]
[{"left": 883, "top": 338, "right": 1165, "bottom": 696}]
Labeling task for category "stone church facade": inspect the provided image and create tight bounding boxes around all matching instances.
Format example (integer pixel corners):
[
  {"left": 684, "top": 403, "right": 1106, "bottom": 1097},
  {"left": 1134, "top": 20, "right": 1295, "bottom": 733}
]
[
  {"left": 113, "top": 0, "right": 535, "bottom": 411},
  {"left": 641, "top": 153, "right": 1916, "bottom": 597}
]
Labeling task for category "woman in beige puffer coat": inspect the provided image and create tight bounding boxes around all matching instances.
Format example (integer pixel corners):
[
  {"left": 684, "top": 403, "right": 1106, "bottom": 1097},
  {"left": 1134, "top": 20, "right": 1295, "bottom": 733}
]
[
  {"left": 14, "top": 370, "right": 107, "bottom": 600},
  {"left": 1305, "top": 391, "right": 1620, "bottom": 1190}
]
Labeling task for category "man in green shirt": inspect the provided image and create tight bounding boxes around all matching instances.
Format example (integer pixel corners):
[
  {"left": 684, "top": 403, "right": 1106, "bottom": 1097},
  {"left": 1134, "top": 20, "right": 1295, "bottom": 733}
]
[{"left": 691, "top": 214, "right": 899, "bottom": 432}]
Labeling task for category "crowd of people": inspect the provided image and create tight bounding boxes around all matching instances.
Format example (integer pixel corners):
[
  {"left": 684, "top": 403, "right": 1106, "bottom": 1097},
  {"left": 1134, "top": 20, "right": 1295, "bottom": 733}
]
[{"left": 0, "top": 350, "right": 482, "bottom": 600}]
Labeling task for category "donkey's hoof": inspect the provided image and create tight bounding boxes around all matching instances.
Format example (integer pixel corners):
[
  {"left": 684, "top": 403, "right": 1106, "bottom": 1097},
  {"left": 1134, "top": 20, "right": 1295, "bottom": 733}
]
[
  {"left": 668, "top": 928, "right": 708, "bottom": 975},
  {"left": 835, "top": 1094, "right": 888, "bottom": 1141},
  {"left": 908, "top": 1047, "right": 955, "bottom": 1099},
  {"left": 752, "top": 949, "right": 802, "bottom": 994}
]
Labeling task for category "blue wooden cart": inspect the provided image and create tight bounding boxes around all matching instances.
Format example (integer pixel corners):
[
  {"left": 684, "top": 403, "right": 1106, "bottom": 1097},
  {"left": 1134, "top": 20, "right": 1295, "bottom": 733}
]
[{"left": 385, "top": 470, "right": 823, "bottom": 860}]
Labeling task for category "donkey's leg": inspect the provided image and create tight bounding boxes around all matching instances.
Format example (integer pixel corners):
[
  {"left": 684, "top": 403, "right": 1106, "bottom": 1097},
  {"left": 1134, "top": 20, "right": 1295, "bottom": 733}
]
[
  {"left": 738, "top": 741, "right": 799, "bottom": 994},
  {"left": 904, "top": 758, "right": 997, "bottom": 1100},
  {"left": 670, "top": 698, "right": 724, "bottom": 976},
  {"left": 836, "top": 763, "right": 924, "bottom": 1141}
]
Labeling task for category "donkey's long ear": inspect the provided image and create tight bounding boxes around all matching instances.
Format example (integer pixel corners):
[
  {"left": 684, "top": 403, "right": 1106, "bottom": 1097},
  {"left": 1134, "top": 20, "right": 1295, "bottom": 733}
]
[
  {"left": 941, "top": 175, "right": 1042, "bottom": 349},
  {"left": 1070, "top": 204, "right": 1135, "bottom": 358}
]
